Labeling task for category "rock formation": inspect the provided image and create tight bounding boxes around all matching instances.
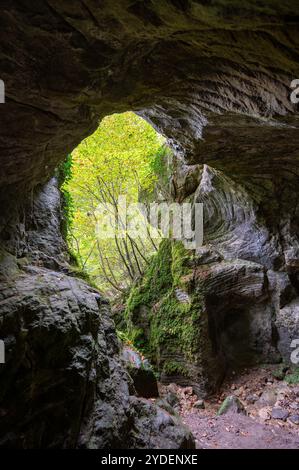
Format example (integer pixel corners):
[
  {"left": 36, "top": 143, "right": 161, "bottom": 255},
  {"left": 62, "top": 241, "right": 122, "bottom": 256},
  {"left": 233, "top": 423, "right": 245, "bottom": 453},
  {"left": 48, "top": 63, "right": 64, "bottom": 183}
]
[
  {"left": 0, "top": 0, "right": 299, "bottom": 445},
  {"left": 0, "top": 177, "right": 194, "bottom": 448}
]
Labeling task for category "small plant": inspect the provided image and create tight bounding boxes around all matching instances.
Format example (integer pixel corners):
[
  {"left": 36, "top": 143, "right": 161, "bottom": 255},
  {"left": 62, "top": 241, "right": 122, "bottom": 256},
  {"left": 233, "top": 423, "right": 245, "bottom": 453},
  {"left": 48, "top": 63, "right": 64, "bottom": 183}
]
[
  {"left": 272, "top": 363, "right": 289, "bottom": 381},
  {"left": 285, "top": 366, "right": 299, "bottom": 384},
  {"left": 162, "top": 360, "right": 191, "bottom": 378},
  {"left": 117, "top": 328, "right": 144, "bottom": 349},
  {"left": 68, "top": 265, "right": 99, "bottom": 290},
  {"left": 117, "top": 329, "right": 154, "bottom": 373},
  {"left": 57, "top": 154, "right": 74, "bottom": 240}
]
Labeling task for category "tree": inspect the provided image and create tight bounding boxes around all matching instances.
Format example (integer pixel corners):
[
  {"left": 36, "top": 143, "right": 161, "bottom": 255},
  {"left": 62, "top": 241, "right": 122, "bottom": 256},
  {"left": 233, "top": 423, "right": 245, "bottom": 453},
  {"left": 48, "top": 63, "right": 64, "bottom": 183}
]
[{"left": 63, "top": 112, "right": 168, "bottom": 297}]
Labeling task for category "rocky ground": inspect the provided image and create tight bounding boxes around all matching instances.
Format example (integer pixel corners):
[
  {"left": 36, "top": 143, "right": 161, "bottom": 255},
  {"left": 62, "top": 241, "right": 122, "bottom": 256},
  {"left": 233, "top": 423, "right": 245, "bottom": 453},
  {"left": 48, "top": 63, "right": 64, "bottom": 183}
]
[{"left": 158, "top": 365, "right": 299, "bottom": 449}]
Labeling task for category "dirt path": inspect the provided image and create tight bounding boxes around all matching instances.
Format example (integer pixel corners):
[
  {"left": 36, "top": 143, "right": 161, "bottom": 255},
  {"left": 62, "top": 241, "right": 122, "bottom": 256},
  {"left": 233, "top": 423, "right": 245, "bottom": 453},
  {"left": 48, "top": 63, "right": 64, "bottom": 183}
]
[
  {"left": 183, "top": 411, "right": 299, "bottom": 449},
  {"left": 158, "top": 365, "right": 299, "bottom": 449}
]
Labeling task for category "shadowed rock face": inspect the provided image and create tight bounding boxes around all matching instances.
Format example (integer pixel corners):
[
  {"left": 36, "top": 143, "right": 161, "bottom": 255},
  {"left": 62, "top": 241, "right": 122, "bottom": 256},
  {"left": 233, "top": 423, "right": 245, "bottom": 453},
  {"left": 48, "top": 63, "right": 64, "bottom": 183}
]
[
  {"left": 0, "top": 1, "right": 299, "bottom": 193},
  {"left": 0, "top": 0, "right": 299, "bottom": 446},
  {"left": 1, "top": 1, "right": 299, "bottom": 268},
  {"left": 0, "top": 178, "right": 194, "bottom": 449}
]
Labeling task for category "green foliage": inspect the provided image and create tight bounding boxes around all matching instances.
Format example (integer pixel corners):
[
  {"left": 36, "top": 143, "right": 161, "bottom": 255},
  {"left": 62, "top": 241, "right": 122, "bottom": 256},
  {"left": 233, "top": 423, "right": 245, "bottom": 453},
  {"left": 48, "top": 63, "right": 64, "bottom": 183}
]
[
  {"left": 61, "top": 112, "right": 166, "bottom": 295},
  {"left": 117, "top": 328, "right": 144, "bottom": 349},
  {"left": 68, "top": 266, "right": 99, "bottom": 290},
  {"left": 162, "top": 360, "right": 191, "bottom": 378},
  {"left": 285, "top": 366, "right": 299, "bottom": 384},
  {"left": 58, "top": 154, "right": 74, "bottom": 240},
  {"left": 149, "top": 145, "right": 169, "bottom": 178}
]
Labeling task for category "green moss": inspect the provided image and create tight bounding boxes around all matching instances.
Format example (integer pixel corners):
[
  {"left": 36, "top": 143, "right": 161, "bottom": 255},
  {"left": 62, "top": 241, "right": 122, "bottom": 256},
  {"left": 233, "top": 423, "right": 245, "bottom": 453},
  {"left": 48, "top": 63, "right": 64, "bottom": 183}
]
[
  {"left": 126, "top": 240, "right": 192, "bottom": 321},
  {"left": 124, "top": 240, "right": 206, "bottom": 375},
  {"left": 69, "top": 266, "right": 99, "bottom": 291},
  {"left": 125, "top": 239, "right": 173, "bottom": 318},
  {"left": 57, "top": 154, "right": 74, "bottom": 241},
  {"left": 149, "top": 290, "right": 203, "bottom": 362},
  {"left": 285, "top": 366, "right": 299, "bottom": 384},
  {"left": 162, "top": 360, "right": 191, "bottom": 378},
  {"left": 272, "top": 363, "right": 288, "bottom": 380},
  {"left": 171, "top": 241, "right": 193, "bottom": 287}
]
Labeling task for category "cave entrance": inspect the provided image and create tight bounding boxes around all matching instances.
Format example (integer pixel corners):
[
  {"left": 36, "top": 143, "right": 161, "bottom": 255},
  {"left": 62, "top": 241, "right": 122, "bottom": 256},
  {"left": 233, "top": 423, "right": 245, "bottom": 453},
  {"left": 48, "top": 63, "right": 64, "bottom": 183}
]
[
  {"left": 57, "top": 109, "right": 279, "bottom": 397},
  {"left": 61, "top": 111, "right": 171, "bottom": 299}
]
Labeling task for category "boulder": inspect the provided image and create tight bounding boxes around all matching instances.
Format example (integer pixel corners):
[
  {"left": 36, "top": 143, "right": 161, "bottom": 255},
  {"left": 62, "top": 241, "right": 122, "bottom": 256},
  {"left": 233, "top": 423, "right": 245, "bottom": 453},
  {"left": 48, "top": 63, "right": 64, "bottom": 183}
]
[
  {"left": 276, "top": 300, "right": 299, "bottom": 363},
  {"left": 122, "top": 346, "right": 159, "bottom": 398},
  {"left": 217, "top": 396, "right": 246, "bottom": 416},
  {"left": 289, "top": 415, "right": 299, "bottom": 425},
  {"left": 271, "top": 408, "right": 289, "bottom": 421},
  {"left": 165, "top": 392, "right": 180, "bottom": 408},
  {"left": 256, "top": 389, "right": 278, "bottom": 408},
  {"left": 194, "top": 400, "right": 205, "bottom": 410}
]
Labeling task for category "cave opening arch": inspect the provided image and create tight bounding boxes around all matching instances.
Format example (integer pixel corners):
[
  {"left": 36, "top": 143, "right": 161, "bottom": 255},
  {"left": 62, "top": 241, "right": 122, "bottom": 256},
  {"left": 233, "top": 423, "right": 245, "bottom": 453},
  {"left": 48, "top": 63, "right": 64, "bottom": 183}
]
[{"left": 0, "top": 0, "right": 299, "bottom": 447}]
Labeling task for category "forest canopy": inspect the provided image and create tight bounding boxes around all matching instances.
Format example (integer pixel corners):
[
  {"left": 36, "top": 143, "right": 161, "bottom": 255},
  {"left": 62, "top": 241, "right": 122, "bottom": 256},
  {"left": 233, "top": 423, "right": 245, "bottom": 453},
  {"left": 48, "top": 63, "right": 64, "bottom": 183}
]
[{"left": 62, "top": 112, "right": 171, "bottom": 297}]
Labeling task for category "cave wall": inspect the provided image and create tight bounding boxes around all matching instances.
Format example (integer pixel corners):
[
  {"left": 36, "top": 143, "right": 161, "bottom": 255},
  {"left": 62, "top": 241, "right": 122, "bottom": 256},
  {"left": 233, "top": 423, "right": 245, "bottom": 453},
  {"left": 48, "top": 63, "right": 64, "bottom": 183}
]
[
  {"left": 1, "top": 0, "right": 299, "bottom": 269},
  {"left": 1, "top": 1, "right": 299, "bottom": 195},
  {"left": 126, "top": 160, "right": 299, "bottom": 396},
  {"left": 0, "top": 0, "right": 299, "bottom": 444},
  {"left": 0, "top": 174, "right": 194, "bottom": 448}
]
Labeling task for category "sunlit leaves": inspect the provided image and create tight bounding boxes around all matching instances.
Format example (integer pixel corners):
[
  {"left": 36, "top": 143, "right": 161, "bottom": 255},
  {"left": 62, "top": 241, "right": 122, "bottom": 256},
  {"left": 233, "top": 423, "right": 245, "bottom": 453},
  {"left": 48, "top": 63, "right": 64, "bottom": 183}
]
[{"left": 63, "top": 112, "right": 166, "bottom": 296}]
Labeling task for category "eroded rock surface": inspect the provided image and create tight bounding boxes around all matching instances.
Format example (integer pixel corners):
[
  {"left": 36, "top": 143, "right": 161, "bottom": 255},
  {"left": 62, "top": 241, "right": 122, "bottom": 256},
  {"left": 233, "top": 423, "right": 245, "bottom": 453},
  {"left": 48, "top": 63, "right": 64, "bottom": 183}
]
[
  {"left": 0, "top": 1, "right": 298, "bottom": 196},
  {"left": 0, "top": 0, "right": 299, "bottom": 447},
  {"left": 0, "top": 180, "right": 194, "bottom": 449},
  {"left": 0, "top": 264, "right": 193, "bottom": 448},
  {"left": 122, "top": 345, "right": 159, "bottom": 399}
]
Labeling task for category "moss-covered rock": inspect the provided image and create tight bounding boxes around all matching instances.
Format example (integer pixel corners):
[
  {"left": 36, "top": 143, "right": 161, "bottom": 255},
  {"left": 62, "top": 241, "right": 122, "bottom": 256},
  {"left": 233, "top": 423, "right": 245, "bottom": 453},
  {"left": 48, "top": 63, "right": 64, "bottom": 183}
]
[
  {"left": 217, "top": 396, "right": 246, "bottom": 416},
  {"left": 125, "top": 240, "right": 223, "bottom": 396},
  {"left": 126, "top": 239, "right": 173, "bottom": 315},
  {"left": 125, "top": 239, "right": 279, "bottom": 396}
]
